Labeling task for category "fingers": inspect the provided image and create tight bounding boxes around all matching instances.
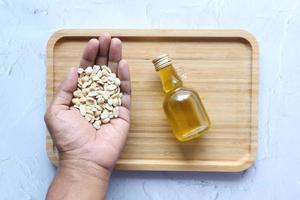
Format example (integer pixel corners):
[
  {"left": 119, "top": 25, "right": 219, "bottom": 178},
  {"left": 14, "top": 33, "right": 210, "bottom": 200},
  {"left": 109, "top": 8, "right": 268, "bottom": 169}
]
[
  {"left": 117, "top": 59, "right": 131, "bottom": 110},
  {"left": 96, "top": 33, "right": 111, "bottom": 66},
  {"left": 51, "top": 67, "right": 78, "bottom": 109},
  {"left": 79, "top": 38, "right": 99, "bottom": 68},
  {"left": 94, "top": 33, "right": 122, "bottom": 74},
  {"left": 118, "top": 60, "right": 131, "bottom": 95},
  {"left": 108, "top": 38, "right": 122, "bottom": 73}
]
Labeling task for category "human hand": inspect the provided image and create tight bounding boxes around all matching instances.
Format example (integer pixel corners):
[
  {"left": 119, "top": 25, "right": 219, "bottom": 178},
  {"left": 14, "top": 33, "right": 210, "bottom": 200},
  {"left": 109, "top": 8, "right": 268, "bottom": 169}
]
[{"left": 45, "top": 33, "right": 131, "bottom": 172}]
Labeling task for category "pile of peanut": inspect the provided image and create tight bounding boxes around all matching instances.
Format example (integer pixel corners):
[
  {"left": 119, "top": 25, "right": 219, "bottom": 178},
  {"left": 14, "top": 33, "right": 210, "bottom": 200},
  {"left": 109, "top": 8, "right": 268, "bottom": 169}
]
[{"left": 71, "top": 65, "right": 122, "bottom": 129}]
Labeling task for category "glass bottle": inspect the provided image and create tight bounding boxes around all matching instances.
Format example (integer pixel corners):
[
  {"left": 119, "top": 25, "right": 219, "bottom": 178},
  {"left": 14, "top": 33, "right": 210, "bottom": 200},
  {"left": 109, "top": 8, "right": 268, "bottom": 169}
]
[{"left": 152, "top": 54, "right": 211, "bottom": 142}]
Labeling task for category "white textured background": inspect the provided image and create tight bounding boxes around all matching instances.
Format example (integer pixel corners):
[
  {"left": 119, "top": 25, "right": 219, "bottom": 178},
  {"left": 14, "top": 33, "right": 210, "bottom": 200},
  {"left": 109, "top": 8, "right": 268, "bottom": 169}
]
[{"left": 0, "top": 0, "right": 300, "bottom": 199}]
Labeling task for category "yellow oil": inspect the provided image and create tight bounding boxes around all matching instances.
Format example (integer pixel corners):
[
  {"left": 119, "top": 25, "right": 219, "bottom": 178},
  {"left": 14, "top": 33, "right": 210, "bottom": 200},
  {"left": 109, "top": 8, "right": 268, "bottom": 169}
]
[{"left": 158, "top": 64, "right": 211, "bottom": 142}]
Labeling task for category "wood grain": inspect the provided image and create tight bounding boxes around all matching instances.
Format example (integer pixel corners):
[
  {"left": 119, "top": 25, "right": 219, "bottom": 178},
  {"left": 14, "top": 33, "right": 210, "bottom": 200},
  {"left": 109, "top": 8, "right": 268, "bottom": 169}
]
[{"left": 46, "top": 29, "right": 258, "bottom": 172}]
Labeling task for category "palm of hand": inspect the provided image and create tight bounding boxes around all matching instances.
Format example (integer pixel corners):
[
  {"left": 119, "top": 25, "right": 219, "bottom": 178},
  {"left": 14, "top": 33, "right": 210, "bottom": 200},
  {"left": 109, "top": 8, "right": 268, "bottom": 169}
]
[{"left": 45, "top": 34, "right": 131, "bottom": 170}]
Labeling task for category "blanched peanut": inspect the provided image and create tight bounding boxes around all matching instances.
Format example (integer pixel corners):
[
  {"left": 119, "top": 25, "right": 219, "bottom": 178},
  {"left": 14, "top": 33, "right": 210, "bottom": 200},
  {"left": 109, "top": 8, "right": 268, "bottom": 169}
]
[{"left": 72, "top": 65, "right": 122, "bottom": 130}]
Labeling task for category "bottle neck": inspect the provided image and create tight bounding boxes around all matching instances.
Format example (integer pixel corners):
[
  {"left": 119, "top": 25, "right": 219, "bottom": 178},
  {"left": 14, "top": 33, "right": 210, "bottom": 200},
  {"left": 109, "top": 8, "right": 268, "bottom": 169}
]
[{"left": 158, "top": 64, "right": 183, "bottom": 93}]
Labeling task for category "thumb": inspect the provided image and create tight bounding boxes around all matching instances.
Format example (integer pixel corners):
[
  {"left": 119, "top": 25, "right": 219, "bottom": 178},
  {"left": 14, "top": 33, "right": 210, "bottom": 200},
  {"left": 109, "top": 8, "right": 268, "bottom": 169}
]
[{"left": 51, "top": 67, "right": 78, "bottom": 109}]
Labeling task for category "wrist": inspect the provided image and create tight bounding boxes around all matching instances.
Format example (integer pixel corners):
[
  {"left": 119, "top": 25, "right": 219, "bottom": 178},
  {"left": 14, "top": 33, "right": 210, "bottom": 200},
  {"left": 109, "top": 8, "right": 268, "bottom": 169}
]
[
  {"left": 59, "top": 159, "right": 111, "bottom": 183},
  {"left": 47, "top": 159, "right": 110, "bottom": 200}
]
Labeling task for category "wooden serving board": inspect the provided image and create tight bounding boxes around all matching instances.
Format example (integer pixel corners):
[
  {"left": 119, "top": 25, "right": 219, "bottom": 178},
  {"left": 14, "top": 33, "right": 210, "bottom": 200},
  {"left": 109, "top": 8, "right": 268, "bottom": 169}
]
[{"left": 46, "top": 29, "right": 258, "bottom": 172}]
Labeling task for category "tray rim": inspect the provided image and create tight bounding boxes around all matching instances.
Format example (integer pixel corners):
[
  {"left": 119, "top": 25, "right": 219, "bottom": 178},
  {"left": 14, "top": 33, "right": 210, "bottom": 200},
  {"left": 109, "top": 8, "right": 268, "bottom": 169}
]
[{"left": 46, "top": 29, "right": 259, "bottom": 172}]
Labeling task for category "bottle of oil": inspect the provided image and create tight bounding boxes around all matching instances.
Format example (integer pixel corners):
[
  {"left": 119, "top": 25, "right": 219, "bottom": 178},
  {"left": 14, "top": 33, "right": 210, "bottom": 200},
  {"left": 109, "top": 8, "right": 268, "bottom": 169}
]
[{"left": 152, "top": 54, "right": 211, "bottom": 142}]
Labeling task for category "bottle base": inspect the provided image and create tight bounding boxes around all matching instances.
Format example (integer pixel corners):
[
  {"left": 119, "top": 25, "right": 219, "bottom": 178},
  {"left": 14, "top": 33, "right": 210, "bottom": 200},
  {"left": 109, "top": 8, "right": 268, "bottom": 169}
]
[{"left": 175, "top": 126, "right": 209, "bottom": 142}]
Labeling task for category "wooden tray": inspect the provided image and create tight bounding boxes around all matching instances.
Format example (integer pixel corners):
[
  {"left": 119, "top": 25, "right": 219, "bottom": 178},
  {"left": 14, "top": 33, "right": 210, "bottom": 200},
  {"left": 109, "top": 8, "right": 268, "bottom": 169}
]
[{"left": 46, "top": 29, "right": 258, "bottom": 172}]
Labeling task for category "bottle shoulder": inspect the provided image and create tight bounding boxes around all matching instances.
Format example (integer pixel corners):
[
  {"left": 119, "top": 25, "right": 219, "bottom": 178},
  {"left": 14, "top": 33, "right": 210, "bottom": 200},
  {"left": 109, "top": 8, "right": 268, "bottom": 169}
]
[
  {"left": 166, "top": 86, "right": 196, "bottom": 96},
  {"left": 163, "top": 87, "right": 198, "bottom": 102}
]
